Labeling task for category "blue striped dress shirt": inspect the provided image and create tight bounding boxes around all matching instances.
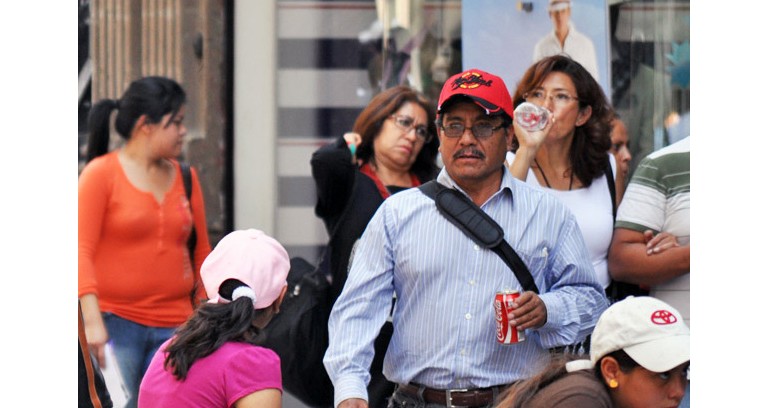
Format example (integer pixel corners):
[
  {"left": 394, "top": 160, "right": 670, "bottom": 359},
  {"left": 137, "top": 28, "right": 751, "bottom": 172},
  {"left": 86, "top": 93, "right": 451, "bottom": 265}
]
[{"left": 323, "top": 167, "right": 608, "bottom": 407}]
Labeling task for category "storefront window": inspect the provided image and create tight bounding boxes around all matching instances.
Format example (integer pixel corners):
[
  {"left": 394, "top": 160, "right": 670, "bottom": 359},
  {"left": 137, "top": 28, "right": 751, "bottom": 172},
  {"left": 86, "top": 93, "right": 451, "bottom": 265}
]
[{"left": 611, "top": 0, "right": 690, "bottom": 173}]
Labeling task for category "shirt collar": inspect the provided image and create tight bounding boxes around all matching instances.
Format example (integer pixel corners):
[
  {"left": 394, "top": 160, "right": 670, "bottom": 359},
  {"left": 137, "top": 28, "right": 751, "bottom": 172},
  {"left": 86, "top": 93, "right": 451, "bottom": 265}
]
[{"left": 435, "top": 166, "right": 516, "bottom": 201}]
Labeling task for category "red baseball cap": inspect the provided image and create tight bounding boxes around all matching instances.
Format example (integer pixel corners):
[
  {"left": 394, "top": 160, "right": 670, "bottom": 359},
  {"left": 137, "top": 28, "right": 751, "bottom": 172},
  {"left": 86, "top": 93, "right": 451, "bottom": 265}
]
[{"left": 437, "top": 69, "right": 514, "bottom": 119}]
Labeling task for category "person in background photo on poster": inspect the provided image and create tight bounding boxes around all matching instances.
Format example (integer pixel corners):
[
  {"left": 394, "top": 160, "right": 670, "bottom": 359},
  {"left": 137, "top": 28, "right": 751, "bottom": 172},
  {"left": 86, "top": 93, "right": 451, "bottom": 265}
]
[
  {"left": 533, "top": 0, "right": 600, "bottom": 83},
  {"left": 78, "top": 76, "right": 212, "bottom": 408}
]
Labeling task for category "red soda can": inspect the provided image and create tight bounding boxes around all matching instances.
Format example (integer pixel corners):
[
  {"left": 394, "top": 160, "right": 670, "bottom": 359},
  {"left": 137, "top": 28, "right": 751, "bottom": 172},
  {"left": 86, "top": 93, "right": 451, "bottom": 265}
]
[{"left": 494, "top": 290, "right": 525, "bottom": 344}]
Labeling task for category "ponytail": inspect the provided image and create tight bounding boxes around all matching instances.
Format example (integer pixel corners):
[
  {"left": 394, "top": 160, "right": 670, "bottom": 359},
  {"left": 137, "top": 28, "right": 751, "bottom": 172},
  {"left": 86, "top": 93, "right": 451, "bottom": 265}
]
[{"left": 85, "top": 99, "right": 119, "bottom": 163}]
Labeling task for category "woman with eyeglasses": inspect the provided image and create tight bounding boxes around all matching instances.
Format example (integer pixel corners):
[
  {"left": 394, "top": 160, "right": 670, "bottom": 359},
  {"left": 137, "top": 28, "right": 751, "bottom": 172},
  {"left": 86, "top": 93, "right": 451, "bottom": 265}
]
[
  {"left": 310, "top": 85, "right": 439, "bottom": 407},
  {"left": 506, "top": 55, "right": 626, "bottom": 317}
]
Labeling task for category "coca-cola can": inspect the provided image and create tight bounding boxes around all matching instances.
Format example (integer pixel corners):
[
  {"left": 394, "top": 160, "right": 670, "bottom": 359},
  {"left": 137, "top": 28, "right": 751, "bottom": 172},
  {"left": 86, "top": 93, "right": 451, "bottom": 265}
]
[{"left": 494, "top": 290, "right": 525, "bottom": 344}]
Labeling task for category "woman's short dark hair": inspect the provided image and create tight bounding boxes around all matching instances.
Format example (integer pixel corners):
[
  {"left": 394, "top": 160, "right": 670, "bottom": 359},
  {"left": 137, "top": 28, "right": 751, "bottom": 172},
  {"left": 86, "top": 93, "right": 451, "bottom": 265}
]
[
  {"left": 511, "top": 55, "right": 615, "bottom": 186},
  {"left": 352, "top": 85, "right": 439, "bottom": 182},
  {"left": 86, "top": 76, "right": 186, "bottom": 163}
]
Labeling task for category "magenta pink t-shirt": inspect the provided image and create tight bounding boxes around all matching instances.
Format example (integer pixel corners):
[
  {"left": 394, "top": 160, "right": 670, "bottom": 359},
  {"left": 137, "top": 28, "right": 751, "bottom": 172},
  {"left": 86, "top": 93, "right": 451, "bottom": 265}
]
[{"left": 138, "top": 339, "right": 282, "bottom": 407}]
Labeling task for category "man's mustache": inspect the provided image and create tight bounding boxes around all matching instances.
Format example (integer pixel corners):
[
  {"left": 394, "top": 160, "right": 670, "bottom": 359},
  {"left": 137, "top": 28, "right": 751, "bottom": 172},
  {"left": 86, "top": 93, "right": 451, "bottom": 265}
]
[{"left": 453, "top": 147, "right": 485, "bottom": 160}]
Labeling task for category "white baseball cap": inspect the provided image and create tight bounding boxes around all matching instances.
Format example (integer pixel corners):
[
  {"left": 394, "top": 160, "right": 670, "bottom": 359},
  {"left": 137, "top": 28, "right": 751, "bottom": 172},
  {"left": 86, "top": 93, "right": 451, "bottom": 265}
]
[
  {"left": 590, "top": 296, "right": 690, "bottom": 373},
  {"left": 201, "top": 229, "right": 290, "bottom": 309},
  {"left": 548, "top": 0, "right": 571, "bottom": 12}
]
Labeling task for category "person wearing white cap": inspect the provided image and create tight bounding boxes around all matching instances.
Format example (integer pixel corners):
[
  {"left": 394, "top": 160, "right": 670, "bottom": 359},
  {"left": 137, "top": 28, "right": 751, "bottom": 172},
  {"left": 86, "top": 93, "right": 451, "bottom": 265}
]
[
  {"left": 137, "top": 229, "right": 290, "bottom": 408},
  {"left": 495, "top": 296, "right": 690, "bottom": 408},
  {"left": 533, "top": 0, "right": 600, "bottom": 82}
]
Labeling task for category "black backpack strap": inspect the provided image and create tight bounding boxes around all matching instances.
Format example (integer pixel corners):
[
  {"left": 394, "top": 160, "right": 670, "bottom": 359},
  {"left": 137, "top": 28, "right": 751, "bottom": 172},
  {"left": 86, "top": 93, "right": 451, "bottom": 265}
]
[
  {"left": 180, "top": 163, "right": 197, "bottom": 255},
  {"left": 419, "top": 181, "right": 539, "bottom": 294},
  {"left": 180, "top": 162, "right": 199, "bottom": 306}
]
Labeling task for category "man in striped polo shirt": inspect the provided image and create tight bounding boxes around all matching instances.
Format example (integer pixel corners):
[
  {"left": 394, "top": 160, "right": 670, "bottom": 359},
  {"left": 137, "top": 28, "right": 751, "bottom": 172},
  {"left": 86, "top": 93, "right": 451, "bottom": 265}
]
[{"left": 608, "top": 135, "right": 690, "bottom": 324}]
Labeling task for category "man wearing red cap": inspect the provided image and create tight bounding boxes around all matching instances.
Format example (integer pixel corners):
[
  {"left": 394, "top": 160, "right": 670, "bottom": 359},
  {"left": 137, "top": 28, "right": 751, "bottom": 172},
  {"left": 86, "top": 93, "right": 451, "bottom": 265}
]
[{"left": 324, "top": 69, "right": 608, "bottom": 408}]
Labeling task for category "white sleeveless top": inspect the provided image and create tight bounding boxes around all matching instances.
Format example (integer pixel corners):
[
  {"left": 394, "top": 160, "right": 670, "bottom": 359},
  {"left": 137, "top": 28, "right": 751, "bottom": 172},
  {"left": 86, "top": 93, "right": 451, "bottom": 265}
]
[{"left": 506, "top": 152, "right": 616, "bottom": 288}]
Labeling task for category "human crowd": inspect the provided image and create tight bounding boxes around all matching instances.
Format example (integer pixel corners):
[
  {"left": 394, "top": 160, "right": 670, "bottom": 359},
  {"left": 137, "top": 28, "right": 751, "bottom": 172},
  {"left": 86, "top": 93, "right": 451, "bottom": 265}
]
[{"left": 78, "top": 51, "right": 690, "bottom": 408}]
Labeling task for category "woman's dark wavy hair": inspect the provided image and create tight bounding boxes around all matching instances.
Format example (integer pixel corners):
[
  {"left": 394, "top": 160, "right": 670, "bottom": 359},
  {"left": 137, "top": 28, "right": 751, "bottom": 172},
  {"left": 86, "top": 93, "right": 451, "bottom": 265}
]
[
  {"left": 495, "top": 350, "right": 639, "bottom": 408},
  {"left": 511, "top": 55, "right": 615, "bottom": 187},
  {"left": 162, "top": 279, "right": 272, "bottom": 381},
  {"left": 352, "top": 85, "right": 439, "bottom": 182},
  {"left": 86, "top": 76, "right": 186, "bottom": 163}
]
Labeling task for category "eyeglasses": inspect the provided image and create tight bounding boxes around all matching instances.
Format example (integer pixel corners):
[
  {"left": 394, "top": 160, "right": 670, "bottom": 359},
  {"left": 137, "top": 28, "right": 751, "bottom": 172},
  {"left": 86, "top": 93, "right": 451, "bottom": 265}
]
[
  {"left": 389, "top": 115, "right": 433, "bottom": 143},
  {"left": 523, "top": 90, "right": 579, "bottom": 107},
  {"left": 439, "top": 121, "right": 505, "bottom": 139}
]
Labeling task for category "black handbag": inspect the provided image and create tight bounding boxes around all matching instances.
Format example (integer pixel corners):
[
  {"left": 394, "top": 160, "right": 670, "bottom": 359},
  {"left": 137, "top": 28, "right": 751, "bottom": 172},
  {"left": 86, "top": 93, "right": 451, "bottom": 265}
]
[{"left": 261, "top": 257, "right": 334, "bottom": 407}]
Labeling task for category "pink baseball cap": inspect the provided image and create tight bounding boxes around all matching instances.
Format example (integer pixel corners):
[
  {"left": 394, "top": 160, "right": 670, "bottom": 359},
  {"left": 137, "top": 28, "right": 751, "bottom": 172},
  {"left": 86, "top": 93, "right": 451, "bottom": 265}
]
[
  {"left": 437, "top": 68, "right": 514, "bottom": 119},
  {"left": 201, "top": 229, "right": 290, "bottom": 309}
]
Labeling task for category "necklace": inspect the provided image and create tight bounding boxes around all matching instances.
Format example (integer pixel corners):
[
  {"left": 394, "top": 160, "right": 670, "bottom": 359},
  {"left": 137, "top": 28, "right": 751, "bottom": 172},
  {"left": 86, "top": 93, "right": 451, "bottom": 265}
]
[{"left": 534, "top": 159, "right": 573, "bottom": 191}]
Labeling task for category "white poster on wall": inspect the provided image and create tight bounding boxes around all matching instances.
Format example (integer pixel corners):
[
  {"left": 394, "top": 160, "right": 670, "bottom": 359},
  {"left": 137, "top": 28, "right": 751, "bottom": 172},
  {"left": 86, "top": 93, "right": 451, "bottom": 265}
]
[{"left": 462, "top": 0, "right": 611, "bottom": 98}]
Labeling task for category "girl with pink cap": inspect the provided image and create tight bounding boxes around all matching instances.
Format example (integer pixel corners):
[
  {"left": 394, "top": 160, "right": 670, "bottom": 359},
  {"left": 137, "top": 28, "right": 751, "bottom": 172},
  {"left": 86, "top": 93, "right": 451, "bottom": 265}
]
[{"left": 138, "top": 229, "right": 290, "bottom": 408}]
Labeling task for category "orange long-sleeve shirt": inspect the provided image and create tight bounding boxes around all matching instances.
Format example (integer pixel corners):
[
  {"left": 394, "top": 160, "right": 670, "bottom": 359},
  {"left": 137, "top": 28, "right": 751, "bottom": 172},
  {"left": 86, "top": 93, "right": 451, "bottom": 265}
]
[{"left": 78, "top": 152, "right": 211, "bottom": 327}]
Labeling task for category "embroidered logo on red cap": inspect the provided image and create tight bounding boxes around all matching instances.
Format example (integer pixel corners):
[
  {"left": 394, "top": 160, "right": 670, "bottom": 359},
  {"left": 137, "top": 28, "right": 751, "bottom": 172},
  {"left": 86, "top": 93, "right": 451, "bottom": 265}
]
[
  {"left": 452, "top": 71, "right": 493, "bottom": 90},
  {"left": 650, "top": 309, "right": 678, "bottom": 325}
]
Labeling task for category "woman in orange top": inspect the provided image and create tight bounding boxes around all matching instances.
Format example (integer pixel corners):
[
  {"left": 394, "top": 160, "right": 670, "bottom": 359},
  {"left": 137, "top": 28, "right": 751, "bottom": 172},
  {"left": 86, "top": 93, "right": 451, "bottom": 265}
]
[{"left": 78, "top": 76, "right": 211, "bottom": 408}]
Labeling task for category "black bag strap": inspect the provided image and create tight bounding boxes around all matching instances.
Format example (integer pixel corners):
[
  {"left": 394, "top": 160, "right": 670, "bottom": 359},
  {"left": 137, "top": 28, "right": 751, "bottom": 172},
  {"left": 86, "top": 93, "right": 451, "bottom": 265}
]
[
  {"left": 419, "top": 181, "right": 539, "bottom": 294},
  {"left": 603, "top": 157, "right": 647, "bottom": 300},
  {"left": 604, "top": 158, "right": 617, "bottom": 220},
  {"left": 180, "top": 162, "right": 199, "bottom": 307},
  {"left": 180, "top": 163, "right": 198, "bottom": 259}
]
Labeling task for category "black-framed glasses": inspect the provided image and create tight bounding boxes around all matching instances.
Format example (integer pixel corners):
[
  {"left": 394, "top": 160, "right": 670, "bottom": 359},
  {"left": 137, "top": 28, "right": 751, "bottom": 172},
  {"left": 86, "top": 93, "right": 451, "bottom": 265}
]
[
  {"left": 389, "top": 115, "right": 433, "bottom": 143},
  {"left": 438, "top": 120, "right": 505, "bottom": 139},
  {"left": 523, "top": 90, "right": 579, "bottom": 107}
]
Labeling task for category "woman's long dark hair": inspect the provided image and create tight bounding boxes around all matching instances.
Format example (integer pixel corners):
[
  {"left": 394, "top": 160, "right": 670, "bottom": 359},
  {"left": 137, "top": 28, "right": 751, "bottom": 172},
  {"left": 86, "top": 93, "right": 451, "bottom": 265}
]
[
  {"left": 496, "top": 350, "right": 639, "bottom": 407},
  {"left": 85, "top": 76, "right": 186, "bottom": 163},
  {"left": 163, "top": 279, "right": 271, "bottom": 381},
  {"left": 352, "top": 85, "right": 440, "bottom": 182},
  {"left": 511, "top": 55, "right": 614, "bottom": 187}
]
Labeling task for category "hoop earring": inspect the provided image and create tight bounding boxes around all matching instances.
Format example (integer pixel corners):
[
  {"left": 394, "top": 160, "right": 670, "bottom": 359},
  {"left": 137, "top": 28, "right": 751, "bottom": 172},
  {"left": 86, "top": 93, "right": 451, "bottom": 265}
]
[{"left": 608, "top": 379, "right": 619, "bottom": 389}]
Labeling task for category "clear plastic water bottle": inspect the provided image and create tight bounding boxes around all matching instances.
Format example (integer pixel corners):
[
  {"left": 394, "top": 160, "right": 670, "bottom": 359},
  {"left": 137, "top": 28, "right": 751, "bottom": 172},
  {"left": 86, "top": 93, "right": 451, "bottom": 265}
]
[{"left": 514, "top": 102, "right": 551, "bottom": 132}]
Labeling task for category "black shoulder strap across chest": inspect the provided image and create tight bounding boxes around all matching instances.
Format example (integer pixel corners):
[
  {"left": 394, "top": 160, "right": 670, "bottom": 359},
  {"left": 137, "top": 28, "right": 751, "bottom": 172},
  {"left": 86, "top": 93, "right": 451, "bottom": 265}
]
[
  {"left": 419, "top": 181, "right": 539, "bottom": 294},
  {"left": 604, "top": 158, "right": 617, "bottom": 220}
]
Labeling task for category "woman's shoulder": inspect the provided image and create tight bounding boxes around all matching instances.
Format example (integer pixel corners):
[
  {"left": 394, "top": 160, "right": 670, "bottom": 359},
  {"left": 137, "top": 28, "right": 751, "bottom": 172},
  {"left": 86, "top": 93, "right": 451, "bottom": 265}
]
[
  {"left": 220, "top": 342, "right": 280, "bottom": 362},
  {"left": 79, "top": 151, "right": 120, "bottom": 182}
]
